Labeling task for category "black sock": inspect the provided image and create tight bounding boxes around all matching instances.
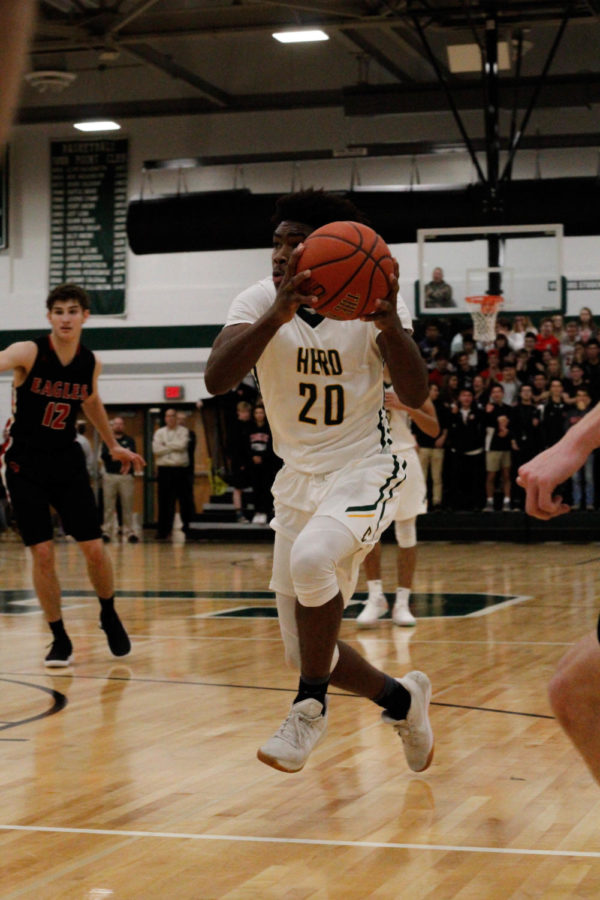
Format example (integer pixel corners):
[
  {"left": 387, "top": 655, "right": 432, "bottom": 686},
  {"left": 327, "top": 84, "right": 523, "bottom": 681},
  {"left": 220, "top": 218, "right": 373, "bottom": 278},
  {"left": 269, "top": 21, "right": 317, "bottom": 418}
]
[
  {"left": 294, "top": 675, "right": 329, "bottom": 711},
  {"left": 373, "top": 674, "right": 411, "bottom": 720},
  {"left": 99, "top": 596, "right": 115, "bottom": 614},
  {"left": 49, "top": 618, "right": 69, "bottom": 642}
]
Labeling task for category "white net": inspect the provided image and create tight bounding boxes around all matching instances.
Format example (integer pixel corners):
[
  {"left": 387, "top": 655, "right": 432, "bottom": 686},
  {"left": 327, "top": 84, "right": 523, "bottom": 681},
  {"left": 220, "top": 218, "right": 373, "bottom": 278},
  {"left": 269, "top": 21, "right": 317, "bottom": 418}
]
[{"left": 466, "top": 296, "right": 503, "bottom": 344}]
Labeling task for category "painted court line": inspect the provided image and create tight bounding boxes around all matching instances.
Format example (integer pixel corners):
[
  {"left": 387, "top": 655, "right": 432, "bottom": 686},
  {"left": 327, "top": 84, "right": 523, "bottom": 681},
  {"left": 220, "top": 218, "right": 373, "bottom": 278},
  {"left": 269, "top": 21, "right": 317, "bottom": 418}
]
[{"left": 1, "top": 824, "right": 599, "bottom": 859}]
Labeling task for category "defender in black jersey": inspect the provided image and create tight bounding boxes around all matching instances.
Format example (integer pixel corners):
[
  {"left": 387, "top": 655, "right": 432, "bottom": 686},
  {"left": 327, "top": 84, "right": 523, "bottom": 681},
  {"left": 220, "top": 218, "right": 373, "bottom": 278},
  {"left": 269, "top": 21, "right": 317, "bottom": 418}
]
[{"left": 0, "top": 284, "right": 145, "bottom": 667}]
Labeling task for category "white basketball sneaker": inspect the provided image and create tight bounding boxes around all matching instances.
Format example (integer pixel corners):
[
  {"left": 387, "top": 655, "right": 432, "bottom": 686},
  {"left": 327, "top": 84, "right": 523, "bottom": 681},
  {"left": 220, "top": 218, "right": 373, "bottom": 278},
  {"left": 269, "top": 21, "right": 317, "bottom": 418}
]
[
  {"left": 392, "top": 590, "right": 416, "bottom": 627},
  {"left": 381, "top": 671, "right": 434, "bottom": 772},
  {"left": 356, "top": 593, "right": 389, "bottom": 628},
  {"left": 257, "top": 698, "right": 328, "bottom": 773}
]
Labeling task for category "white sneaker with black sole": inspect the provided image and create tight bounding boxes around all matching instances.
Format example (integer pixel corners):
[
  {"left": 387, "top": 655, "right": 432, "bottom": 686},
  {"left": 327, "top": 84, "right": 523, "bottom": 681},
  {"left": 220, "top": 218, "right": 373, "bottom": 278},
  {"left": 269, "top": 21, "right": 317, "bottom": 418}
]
[
  {"left": 356, "top": 593, "right": 388, "bottom": 628},
  {"left": 381, "top": 670, "right": 434, "bottom": 772},
  {"left": 257, "top": 697, "right": 328, "bottom": 772}
]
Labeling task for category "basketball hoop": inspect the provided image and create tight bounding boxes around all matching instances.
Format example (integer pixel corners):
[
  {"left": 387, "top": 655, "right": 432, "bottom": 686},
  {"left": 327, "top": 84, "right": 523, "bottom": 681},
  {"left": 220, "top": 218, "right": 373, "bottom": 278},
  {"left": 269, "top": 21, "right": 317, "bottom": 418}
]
[{"left": 465, "top": 294, "right": 503, "bottom": 344}]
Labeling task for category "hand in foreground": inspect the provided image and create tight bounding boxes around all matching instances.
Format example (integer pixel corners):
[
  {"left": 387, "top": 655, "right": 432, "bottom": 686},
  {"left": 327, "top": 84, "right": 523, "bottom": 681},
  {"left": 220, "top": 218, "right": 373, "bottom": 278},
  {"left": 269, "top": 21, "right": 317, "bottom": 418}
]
[
  {"left": 517, "top": 444, "right": 576, "bottom": 520},
  {"left": 359, "top": 258, "right": 401, "bottom": 331},
  {"left": 274, "top": 245, "right": 316, "bottom": 323},
  {"left": 110, "top": 445, "right": 146, "bottom": 475}
]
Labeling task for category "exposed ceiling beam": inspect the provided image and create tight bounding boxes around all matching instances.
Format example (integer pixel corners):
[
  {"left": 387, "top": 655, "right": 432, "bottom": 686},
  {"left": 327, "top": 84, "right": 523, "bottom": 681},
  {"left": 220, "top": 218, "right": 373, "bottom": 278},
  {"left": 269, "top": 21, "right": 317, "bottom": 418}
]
[
  {"left": 343, "top": 72, "right": 600, "bottom": 115},
  {"left": 139, "top": 132, "right": 600, "bottom": 168},
  {"left": 122, "top": 42, "right": 232, "bottom": 107},
  {"left": 15, "top": 69, "right": 600, "bottom": 124},
  {"left": 339, "top": 27, "right": 415, "bottom": 82},
  {"left": 390, "top": 24, "right": 451, "bottom": 78},
  {"left": 110, "top": 0, "right": 163, "bottom": 37}
]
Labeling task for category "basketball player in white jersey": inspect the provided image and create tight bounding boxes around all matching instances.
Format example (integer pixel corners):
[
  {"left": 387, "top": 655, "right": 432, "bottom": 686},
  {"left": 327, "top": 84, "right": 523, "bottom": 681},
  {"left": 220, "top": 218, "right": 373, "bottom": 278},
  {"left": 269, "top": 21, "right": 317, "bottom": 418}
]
[
  {"left": 357, "top": 372, "right": 439, "bottom": 627},
  {"left": 205, "top": 189, "right": 434, "bottom": 775}
]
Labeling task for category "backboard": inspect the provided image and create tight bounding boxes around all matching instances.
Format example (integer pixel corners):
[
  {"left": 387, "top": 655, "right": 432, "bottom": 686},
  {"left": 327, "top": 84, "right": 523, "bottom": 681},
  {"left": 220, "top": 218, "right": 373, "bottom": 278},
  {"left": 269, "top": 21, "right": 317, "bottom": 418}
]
[{"left": 416, "top": 223, "right": 565, "bottom": 317}]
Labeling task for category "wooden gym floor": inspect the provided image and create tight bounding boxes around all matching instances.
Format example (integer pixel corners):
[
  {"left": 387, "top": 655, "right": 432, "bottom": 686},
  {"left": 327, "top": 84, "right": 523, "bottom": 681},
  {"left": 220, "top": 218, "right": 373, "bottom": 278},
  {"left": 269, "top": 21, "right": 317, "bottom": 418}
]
[{"left": 2, "top": 532, "right": 600, "bottom": 899}]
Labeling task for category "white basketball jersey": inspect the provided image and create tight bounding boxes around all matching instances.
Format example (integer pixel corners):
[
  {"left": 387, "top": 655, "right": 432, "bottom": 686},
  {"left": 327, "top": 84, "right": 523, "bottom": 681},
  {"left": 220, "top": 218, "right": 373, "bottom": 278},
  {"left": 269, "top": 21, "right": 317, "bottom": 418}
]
[
  {"left": 225, "top": 277, "right": 413, "bottom": 474},
  {"left": 384, "top": 386, "right": 416, "bottom": 452}
]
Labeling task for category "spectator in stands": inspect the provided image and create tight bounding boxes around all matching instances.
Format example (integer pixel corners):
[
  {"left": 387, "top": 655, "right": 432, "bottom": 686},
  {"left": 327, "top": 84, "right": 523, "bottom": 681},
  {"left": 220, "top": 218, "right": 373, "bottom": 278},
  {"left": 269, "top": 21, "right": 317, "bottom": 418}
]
[
  {"left": 479, "top": 349, "right": 503, "bottom": 391},
  {"left": 545, "top": 355, "right": 563, "bottom": 383},
  {"left": 424, "top": 267, "right": 455, "bottom": 308},
  {"left": 428, "top": 353, "right": 452, "bottom": 388},
  {"left": 462, "top": 334, "right": 488, "bottom": 371},
  {"left": 439, "top": 372, "right": 460, "bottom": 408},
  {"left": 454, "top": 352, "right": 476, "bottom": 391},
  {"left": 247, "top": 401, "right": 280, "bottom": 524},
  {"left": 571, "top": 342, "right": 587, "bottom": 369},
  {"left": 562, "top": 362, "right": 589, "bottom": 407},
  {"left": 227, "top": 400, "right": 254, "bottom": 523},
  {"left": 472, "top": 374, "right": 488, "bottom": 411},
  {"left": 552, "top": 313, "right": 567, "bottom": 343},
  {"left": 519, "top": 332, "right": 546, "bottom": 382},
  {"left": 510, "top": 384, "right": 541, "bottom": 509},
  {"left": 500, "top": 363, "right": 521, "bottom": 406},
  {"left": 560, "top": 319, "right": 580, "bottom": 373},
  {"left": 76, "top": 421, "right": 94, "bottom": 481},
  {"left": 535, "top": 317, "right": 561, "bottom": 356},
  {"left": 152, "top": 408, "right": 194, "bottom": 540},
  {"left": 493, "top": 332, "right": 513, "bottom": 366},
  {"left": 584, "top": 338, "right": 600, "bottom": 401},
  {"left": 541, "top": 378, "right": 567, "bottom": 449},
  {"left": 565, "top": 388, "right": 595, "bottom": 509},
  {"left": 576, "top": 306, "right": 597, "bottom": 345},
  {"left": 447, "top": 387, "right": 485, "bottom": 510},
  {"left": 176, "top": 410, "right": 197, "bottom": 522},
  {"left": 531, "top": 372, "right": 550, "bottom": 406},
  {"left": 507, "top": 315, "right": 529, "bottom": 352},
  {"left": 484, "top": 384, "right": 513, "bottom": 512},
  {"left": 101, "top": 417, "right": 139, "bottom": 543},
  {"left": 414, "top": 382, "right": 447, "bottom": 511},
  {"left": 419, "top": 322, "right": 448, "bottom": 366}
]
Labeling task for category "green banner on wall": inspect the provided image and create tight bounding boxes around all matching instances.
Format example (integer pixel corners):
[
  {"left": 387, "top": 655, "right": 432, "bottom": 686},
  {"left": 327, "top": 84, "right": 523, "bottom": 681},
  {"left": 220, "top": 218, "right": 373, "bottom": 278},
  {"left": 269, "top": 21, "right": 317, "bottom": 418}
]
[{"left": 49, "top": 138, "right": 128, "bottom": 315}]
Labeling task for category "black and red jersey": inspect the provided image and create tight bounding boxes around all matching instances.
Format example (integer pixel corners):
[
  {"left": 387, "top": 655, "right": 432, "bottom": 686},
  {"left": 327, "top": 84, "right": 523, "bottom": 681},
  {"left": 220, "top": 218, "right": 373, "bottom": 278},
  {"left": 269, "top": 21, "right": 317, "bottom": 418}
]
[{"left": 8, "top": 335, "right": 95, "bottom": 452}]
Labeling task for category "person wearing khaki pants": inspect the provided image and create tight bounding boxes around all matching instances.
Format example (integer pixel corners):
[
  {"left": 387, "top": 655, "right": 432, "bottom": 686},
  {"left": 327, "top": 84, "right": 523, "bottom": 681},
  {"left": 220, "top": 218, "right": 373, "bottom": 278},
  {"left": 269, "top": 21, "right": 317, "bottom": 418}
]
[
  {"left": 415, "top": 383, "right": 447, "bottom": 510},
  {"left": 101, "top": 417, "right": 139, "bottom": 543}
]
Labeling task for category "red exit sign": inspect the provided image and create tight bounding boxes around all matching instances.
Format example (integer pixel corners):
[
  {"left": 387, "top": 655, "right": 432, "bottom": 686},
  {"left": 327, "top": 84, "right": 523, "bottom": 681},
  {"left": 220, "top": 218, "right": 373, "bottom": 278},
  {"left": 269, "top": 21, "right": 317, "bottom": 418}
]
[{"left": 163, "top": 385, "right": 184, "bottom": 400}]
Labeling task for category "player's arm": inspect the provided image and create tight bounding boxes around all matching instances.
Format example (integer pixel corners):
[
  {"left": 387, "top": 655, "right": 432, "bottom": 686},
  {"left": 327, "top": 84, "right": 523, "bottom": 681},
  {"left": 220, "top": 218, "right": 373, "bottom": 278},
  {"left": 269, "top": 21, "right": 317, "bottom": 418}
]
[
  {"left": 0, "top": 341, "right": 37, "bottom": 379},
  {"left": 406, "top": 397, "right": 440, "bottom": 438},
  {"left": 205, "top": 247, "right": 314, "bottom": 395},
  {"left": 517, "top": 401, "right": 600, "bottom": 519},
  {"left": 0, "top": 1, "right": 37, "bottom": 150},
  {"left": 82, "top": 359, "right": 145, "bottom": 473},
  {"left": 384, "top": 382, "right": 440, "bottom": 438},
  {"left": 369, "top": 262, "right": 428, "bottom": 408}
]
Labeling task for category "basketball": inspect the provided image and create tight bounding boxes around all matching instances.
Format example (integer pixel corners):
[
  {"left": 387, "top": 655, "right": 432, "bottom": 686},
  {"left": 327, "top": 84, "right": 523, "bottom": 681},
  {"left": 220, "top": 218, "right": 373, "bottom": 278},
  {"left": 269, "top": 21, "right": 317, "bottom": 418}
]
[{"left": 296, "top": 221, "right": 394, "bottom": 320}]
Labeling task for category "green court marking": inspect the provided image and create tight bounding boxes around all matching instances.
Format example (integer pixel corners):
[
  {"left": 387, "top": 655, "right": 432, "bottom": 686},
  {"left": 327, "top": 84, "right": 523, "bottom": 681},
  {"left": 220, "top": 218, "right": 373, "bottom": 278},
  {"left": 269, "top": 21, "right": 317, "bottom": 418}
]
[
  {"left": 0, "top": 589, "right": 527, "bottom": 619},
  {"left": 208, "top": 592, "right": 526, "bottom": 620}
]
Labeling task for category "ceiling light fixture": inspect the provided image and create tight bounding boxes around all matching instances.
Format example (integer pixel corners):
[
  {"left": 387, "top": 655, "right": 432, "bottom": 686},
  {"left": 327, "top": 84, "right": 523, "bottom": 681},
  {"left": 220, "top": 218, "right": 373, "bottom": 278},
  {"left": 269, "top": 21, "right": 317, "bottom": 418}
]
[
  {"left": 73, "top": 120, "right": 121, "bottom": 132},
  {"left": 273, "top": 30, "right": 329, "bottom": 44},
  {"left": 24, "top": 70, "right": 77, "bottom": 93}
]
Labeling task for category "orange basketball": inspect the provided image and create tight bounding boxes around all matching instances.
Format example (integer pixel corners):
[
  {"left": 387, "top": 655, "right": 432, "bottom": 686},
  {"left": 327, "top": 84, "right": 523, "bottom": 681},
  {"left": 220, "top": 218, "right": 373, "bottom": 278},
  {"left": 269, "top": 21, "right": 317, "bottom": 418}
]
[{"left": 296, "top": 221, "right": 394, "bottom": 320}]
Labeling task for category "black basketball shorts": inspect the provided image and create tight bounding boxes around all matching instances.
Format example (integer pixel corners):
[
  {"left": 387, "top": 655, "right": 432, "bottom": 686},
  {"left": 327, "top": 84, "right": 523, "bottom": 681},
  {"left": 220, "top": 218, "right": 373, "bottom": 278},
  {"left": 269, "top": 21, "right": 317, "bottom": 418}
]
[{"left": 3, "top": 441, "right": 102, "bottom": 546}]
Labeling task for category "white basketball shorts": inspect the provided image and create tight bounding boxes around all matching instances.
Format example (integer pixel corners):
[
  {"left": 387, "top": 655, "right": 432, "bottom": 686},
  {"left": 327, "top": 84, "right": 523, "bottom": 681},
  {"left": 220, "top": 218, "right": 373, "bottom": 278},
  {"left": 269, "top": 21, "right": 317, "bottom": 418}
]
[{"left": 269, "top": 452, "right": 407, "bottom": 604}]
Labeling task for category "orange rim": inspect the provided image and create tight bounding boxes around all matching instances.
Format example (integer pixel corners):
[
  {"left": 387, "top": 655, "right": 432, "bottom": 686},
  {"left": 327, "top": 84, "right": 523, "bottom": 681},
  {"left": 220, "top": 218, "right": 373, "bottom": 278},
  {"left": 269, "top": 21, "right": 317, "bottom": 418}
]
[{"left": 465, "top": 294, "right": 503, "bottom": 314}]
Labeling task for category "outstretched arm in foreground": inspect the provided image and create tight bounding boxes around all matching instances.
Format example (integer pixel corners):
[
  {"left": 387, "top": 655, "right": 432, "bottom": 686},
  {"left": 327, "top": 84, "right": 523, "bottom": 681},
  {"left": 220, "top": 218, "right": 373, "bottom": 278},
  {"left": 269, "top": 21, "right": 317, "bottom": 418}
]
[{"left": 517, "top": 402, "right": 600, "bottom": 519}]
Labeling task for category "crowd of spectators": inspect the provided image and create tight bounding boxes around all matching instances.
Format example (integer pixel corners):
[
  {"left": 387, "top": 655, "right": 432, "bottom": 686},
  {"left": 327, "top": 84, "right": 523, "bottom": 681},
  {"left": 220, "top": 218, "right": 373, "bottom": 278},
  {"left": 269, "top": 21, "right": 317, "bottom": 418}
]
[{"left": 412, "top": 306, "right": 600, "bottom": 512}]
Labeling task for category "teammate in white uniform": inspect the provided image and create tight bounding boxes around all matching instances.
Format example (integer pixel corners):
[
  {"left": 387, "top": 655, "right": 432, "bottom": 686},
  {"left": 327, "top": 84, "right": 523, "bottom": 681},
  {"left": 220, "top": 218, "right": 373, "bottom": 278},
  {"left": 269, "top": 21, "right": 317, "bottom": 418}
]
[
  {"left": 205, "top": 189, "right": 434, "bottom": 774},
  {"left": 357, "top": 377, "right": 439, "bottom": 628}
]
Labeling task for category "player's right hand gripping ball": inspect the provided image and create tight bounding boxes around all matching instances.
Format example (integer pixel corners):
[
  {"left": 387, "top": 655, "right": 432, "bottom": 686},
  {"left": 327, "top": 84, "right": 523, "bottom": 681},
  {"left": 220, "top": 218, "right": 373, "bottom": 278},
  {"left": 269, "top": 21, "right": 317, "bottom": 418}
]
[{"left": 297, "top": 221, "right": 394, "bottom": 320}]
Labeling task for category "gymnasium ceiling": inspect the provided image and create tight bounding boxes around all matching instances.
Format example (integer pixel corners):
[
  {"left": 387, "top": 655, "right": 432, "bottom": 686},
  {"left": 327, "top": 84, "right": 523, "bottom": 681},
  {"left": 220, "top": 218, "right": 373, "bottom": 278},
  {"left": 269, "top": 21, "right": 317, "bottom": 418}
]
[{"left": 16, "top": 1, "right": 600, "bottom": 161}]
